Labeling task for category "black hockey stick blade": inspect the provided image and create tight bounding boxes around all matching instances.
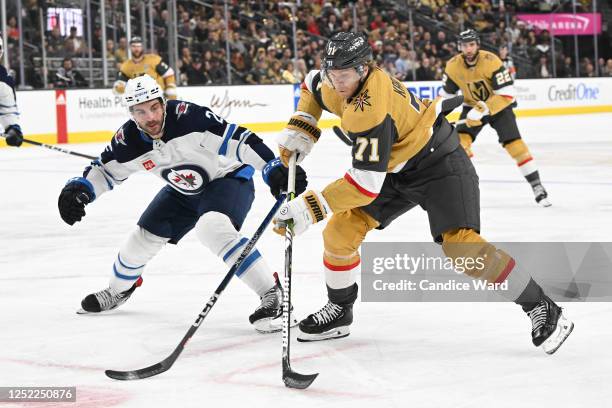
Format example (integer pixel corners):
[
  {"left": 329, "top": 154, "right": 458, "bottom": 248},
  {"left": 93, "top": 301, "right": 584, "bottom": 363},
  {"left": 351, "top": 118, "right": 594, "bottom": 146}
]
[
  {"left": 105, "top": 362, "right": 167, "bottom": 381},
  {"left": 332, "top": 126, "right": 352, "bottom": 146},
  {"left": 105, "top": 335, "right": 185, "bottom": 380},
  {"left": 283, "top": 361, "right": 319, "bottom": 389}
]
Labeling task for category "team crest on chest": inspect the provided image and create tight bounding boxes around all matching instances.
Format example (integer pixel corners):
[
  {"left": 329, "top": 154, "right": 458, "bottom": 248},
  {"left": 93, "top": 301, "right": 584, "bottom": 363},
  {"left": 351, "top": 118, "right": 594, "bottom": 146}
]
[
  {"left": 468, "top": 81, "right": 490, "bottom": 101},
  {"left": 353, "top": 89, "right": 372, "bottom": 112},
  {"left": 161, "top": 165, "right": 210, "bottom": 195}
]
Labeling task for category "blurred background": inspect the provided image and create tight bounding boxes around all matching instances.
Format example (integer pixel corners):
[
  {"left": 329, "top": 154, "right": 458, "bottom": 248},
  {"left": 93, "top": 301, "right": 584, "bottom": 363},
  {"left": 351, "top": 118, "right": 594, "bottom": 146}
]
[{"left": 1, "top": 0, "right": 610, "bottom": 90}]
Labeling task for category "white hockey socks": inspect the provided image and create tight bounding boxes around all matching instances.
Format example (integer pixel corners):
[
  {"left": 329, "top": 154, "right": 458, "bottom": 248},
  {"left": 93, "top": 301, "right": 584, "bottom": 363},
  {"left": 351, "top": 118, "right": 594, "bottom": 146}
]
[
  {"left": 195, "top": 211, "right": 275, "bottom": 296},
  {"left": 110, "top": 227, "right": 168, "bottom": 292}
]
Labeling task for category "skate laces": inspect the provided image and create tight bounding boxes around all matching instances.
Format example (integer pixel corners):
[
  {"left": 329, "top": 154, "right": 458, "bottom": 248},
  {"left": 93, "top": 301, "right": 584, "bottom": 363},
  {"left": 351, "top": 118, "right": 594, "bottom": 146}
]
[
  {"left": 94, "top": 287, "right": 121, "bottom": 310},
  {"left": 258, "top": 285, "right": 281, "bottom": 310},
  {"left": 312, "top": 302, "right": 343, "bottom": 325},
  {"left": 527, "top": 301, "right": 548, "bottom": 331}
]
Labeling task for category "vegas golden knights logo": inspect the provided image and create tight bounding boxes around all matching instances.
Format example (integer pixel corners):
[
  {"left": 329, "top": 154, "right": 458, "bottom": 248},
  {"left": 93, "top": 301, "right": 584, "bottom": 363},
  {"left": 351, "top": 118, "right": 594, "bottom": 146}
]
[{"left": 468, "top": 81, "right": 490, "bottom": 101}]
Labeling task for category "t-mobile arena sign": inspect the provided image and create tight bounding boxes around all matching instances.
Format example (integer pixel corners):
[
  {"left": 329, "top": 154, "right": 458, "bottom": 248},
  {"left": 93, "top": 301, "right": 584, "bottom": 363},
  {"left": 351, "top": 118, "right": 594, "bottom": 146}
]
[{"left": 517, "top": 13, "right": 601, "bottom": 35}]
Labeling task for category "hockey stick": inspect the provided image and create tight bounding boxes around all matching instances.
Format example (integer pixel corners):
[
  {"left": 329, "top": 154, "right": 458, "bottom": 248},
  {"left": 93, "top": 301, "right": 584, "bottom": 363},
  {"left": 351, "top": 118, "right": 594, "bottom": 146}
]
[
  {"left": 1, "top": 134, "right": 97, "bottom": 160},
  {"left": 105, "top": 195, "right": 285, "bottom": 381},
  {"left": 281, "top": 153, "right": 319, "bottom": 389}
]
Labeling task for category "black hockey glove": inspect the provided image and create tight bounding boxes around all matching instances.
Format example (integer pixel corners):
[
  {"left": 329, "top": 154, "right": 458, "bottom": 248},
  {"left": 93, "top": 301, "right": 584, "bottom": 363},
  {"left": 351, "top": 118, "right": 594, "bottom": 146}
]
[
  {"left": 4, "top": 124, "right": 23, "bottom": 147},
  {"left": 58, "top": 179, "right": 94, "bottom": 225},
  {"left": 262, "top": 158, "right": 308, "bottom": 199}
]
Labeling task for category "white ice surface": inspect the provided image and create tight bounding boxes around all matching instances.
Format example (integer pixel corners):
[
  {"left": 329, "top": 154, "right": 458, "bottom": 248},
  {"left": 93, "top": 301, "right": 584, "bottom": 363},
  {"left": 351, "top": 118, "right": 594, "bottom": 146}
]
[{"left": 0, "top": 113, "right": 611, "bottom": 407}]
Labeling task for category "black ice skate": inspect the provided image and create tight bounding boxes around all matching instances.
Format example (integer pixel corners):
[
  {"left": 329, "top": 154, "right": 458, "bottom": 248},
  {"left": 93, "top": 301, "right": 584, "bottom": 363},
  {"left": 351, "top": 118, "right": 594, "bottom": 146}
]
[
  {"left": 249, "top": 278, "right": 297, "bottom": 333},
  {"left": 297, "top": 301, "right": 352, "bottom": 342},
  {"left": 77, "top": 277, "right": 143, "bottom": 314},
  {"left": 526, "top": 295, "right": 574, "bottom": 354},
  {"left": 532, "top": 184, "right": 551, "bottom": 207}
]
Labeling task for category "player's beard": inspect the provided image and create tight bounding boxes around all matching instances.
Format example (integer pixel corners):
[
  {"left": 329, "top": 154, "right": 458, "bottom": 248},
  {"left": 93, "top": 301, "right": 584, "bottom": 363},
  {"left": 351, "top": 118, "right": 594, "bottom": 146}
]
[
  {"left": 463, "top": 51, "right": 479, "bottom": 66},
  {"left": 132, "top": 49, "right": 143, "bottom": 59},
  {"left": 144, "top": 120, "right": 162, "bottom": 137}
]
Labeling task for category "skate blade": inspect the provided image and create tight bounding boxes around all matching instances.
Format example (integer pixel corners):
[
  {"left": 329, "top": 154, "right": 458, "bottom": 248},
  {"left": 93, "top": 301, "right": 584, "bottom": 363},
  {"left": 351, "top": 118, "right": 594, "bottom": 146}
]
[
  {"left": 253, "top": 315, "right": 298, "bottom": 334},
  {"left": 538, "top": 198, "right": 552, "bottom": 207},
  {"left": 542, "top": 313, "right": 574, "bottom": 354},
  {"left": 76, "top": 305, "right": 119, "bottom": 315},
  {"left": 297, "top": 326, "right": 350, "bottom": 342}
]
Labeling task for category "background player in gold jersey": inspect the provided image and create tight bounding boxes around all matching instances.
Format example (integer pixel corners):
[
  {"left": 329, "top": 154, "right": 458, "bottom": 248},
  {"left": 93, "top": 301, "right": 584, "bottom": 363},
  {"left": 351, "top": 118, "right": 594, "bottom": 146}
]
[
  {"left": 442, "top": 29, "right": 550, "bottom": 207},
  {"left": 273, "top": 32, "right": 572, "bottom": 354},
  {"left": 112, "top": 37, "right": 177, "bottom": 100}
]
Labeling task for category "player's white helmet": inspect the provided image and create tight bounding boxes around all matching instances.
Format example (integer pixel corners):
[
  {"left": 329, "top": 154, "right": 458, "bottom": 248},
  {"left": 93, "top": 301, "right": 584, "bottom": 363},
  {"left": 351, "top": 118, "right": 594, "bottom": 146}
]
[
  {"left": 0, "top": 36, "right": 4, "bottom": 60},
  {"left": 123, "top": 74, "right": 165, "bottom": 108}
]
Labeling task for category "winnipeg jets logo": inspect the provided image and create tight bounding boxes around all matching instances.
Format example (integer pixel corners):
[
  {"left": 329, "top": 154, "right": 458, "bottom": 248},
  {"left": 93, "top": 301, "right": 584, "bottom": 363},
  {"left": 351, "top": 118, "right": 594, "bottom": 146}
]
[
  {"left": 114, "top": 127, "right": 127, "bottom": 146},
  {"left": 176, "top": 102, "right": 189, "bottom": 119},
  {"left": 161, "top": 165, "right": 210, "bottom": 195},
  {"left": 353, "top": 89, "right": 372, "bottom": 112},
  {"left": 172, "top": 171, "right": 197, "bottom": 187}
]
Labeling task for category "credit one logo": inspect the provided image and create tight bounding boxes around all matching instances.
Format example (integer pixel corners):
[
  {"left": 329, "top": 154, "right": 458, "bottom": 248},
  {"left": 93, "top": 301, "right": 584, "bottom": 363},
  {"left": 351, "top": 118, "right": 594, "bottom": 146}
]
[{"left": 548, "top": 83, "right": 599, "bottom": 101}]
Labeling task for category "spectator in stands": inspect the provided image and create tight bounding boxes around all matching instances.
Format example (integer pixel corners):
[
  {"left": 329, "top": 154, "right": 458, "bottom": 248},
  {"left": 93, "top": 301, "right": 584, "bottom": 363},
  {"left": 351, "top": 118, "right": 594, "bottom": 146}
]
[
  {"left": 64, "top": 26, "right": 86, "bottom": 57},
  {"left": 416, "top": 57, "right": 436, "bottom": 80},
  {"left": 560, "top": 56, "right": 574, "bottom": 78},
  {"left": 53, "top": 57, "right": 87, "bottom": 88},
  {"left": 46, "top": 25, "right": 65, "bottom": 58},
  {"left": 106, "top": 39, "right": 116, "bottom": 61},
  {"left": 7, "top": 16, "right": 19, "bottom": 45},
  {"left": 114, "top": 37, "right": 128, "bottom": 66},
  {"left": 193, "top": 19, "right": 209, "bottom": 45},
  {"left": 583, "top": 62, "right": 595, "bottom": 77},
  {"left": 184, "top": 55, "right": 211, "bottom": 85},
  {"left": 305, "top": 15, "right": 321, "bottom": 36},
  {"left": 535, "top": 55, "right": 552, "bottom": 78},
  {"left": 267, "top": 60, "right": 284, "bottom": 83},
  {"left": 394, "top": 48, "right": 415, "bottom": 80},
  {"left": 294, "top": 58, "right": 308, "bottom": 83},
  {"left": 604, "top": 59, "right": 612, "bottom": 77},
  {"left": 245, "top": 58, "right": 271, "bottom": 85}
]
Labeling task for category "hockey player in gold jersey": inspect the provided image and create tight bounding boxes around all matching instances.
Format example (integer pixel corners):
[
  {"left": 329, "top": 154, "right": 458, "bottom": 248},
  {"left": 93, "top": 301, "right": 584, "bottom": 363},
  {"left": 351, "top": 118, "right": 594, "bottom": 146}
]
[
  {"left": 274, "top": 32, "right": 572, "bottom": 354},
  {"left": 442, "top": 29, "right": 550, "bottom": 206},
  {"left": 112, "top": 37, "right": 177, "bottom": 100}
]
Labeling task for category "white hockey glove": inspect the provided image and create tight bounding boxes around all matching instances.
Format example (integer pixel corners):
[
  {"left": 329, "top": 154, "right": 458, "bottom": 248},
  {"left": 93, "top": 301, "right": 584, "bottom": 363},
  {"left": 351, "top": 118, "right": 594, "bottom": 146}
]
[
  {"left": 466, "top": 101, "right": 490, "bottom": 127},
  {"left": 277, "top": 112, "right": 321, "bottom": 167},
  {"left": 273, "top": 190, "right": 330, "bottom": 236}
]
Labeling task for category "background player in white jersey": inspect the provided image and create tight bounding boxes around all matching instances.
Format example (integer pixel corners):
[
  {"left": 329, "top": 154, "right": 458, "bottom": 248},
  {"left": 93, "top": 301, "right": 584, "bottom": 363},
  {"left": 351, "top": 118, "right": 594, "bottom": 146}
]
[
  {"left": 57, "top": 74, "right": 307, "bottom": 333},
  {"left": 0, "top": 37, "right": 24, "bottom": 148}
]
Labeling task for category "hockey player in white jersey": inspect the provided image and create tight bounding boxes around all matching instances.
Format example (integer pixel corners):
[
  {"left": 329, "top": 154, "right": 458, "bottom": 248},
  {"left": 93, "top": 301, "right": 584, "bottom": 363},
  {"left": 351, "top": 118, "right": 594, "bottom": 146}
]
[
  {"left": 58, "top": 74, "right": 307, "bottom": 333},
  {"left": 0, "top": 37, "right": 24, "bottom": 148}
]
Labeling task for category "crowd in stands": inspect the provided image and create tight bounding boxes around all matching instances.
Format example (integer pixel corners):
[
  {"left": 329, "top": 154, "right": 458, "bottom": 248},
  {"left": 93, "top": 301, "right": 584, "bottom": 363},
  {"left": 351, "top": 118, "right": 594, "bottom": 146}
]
[{"left": 4, "top": 0, "right": 611, "bottom": 89}]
